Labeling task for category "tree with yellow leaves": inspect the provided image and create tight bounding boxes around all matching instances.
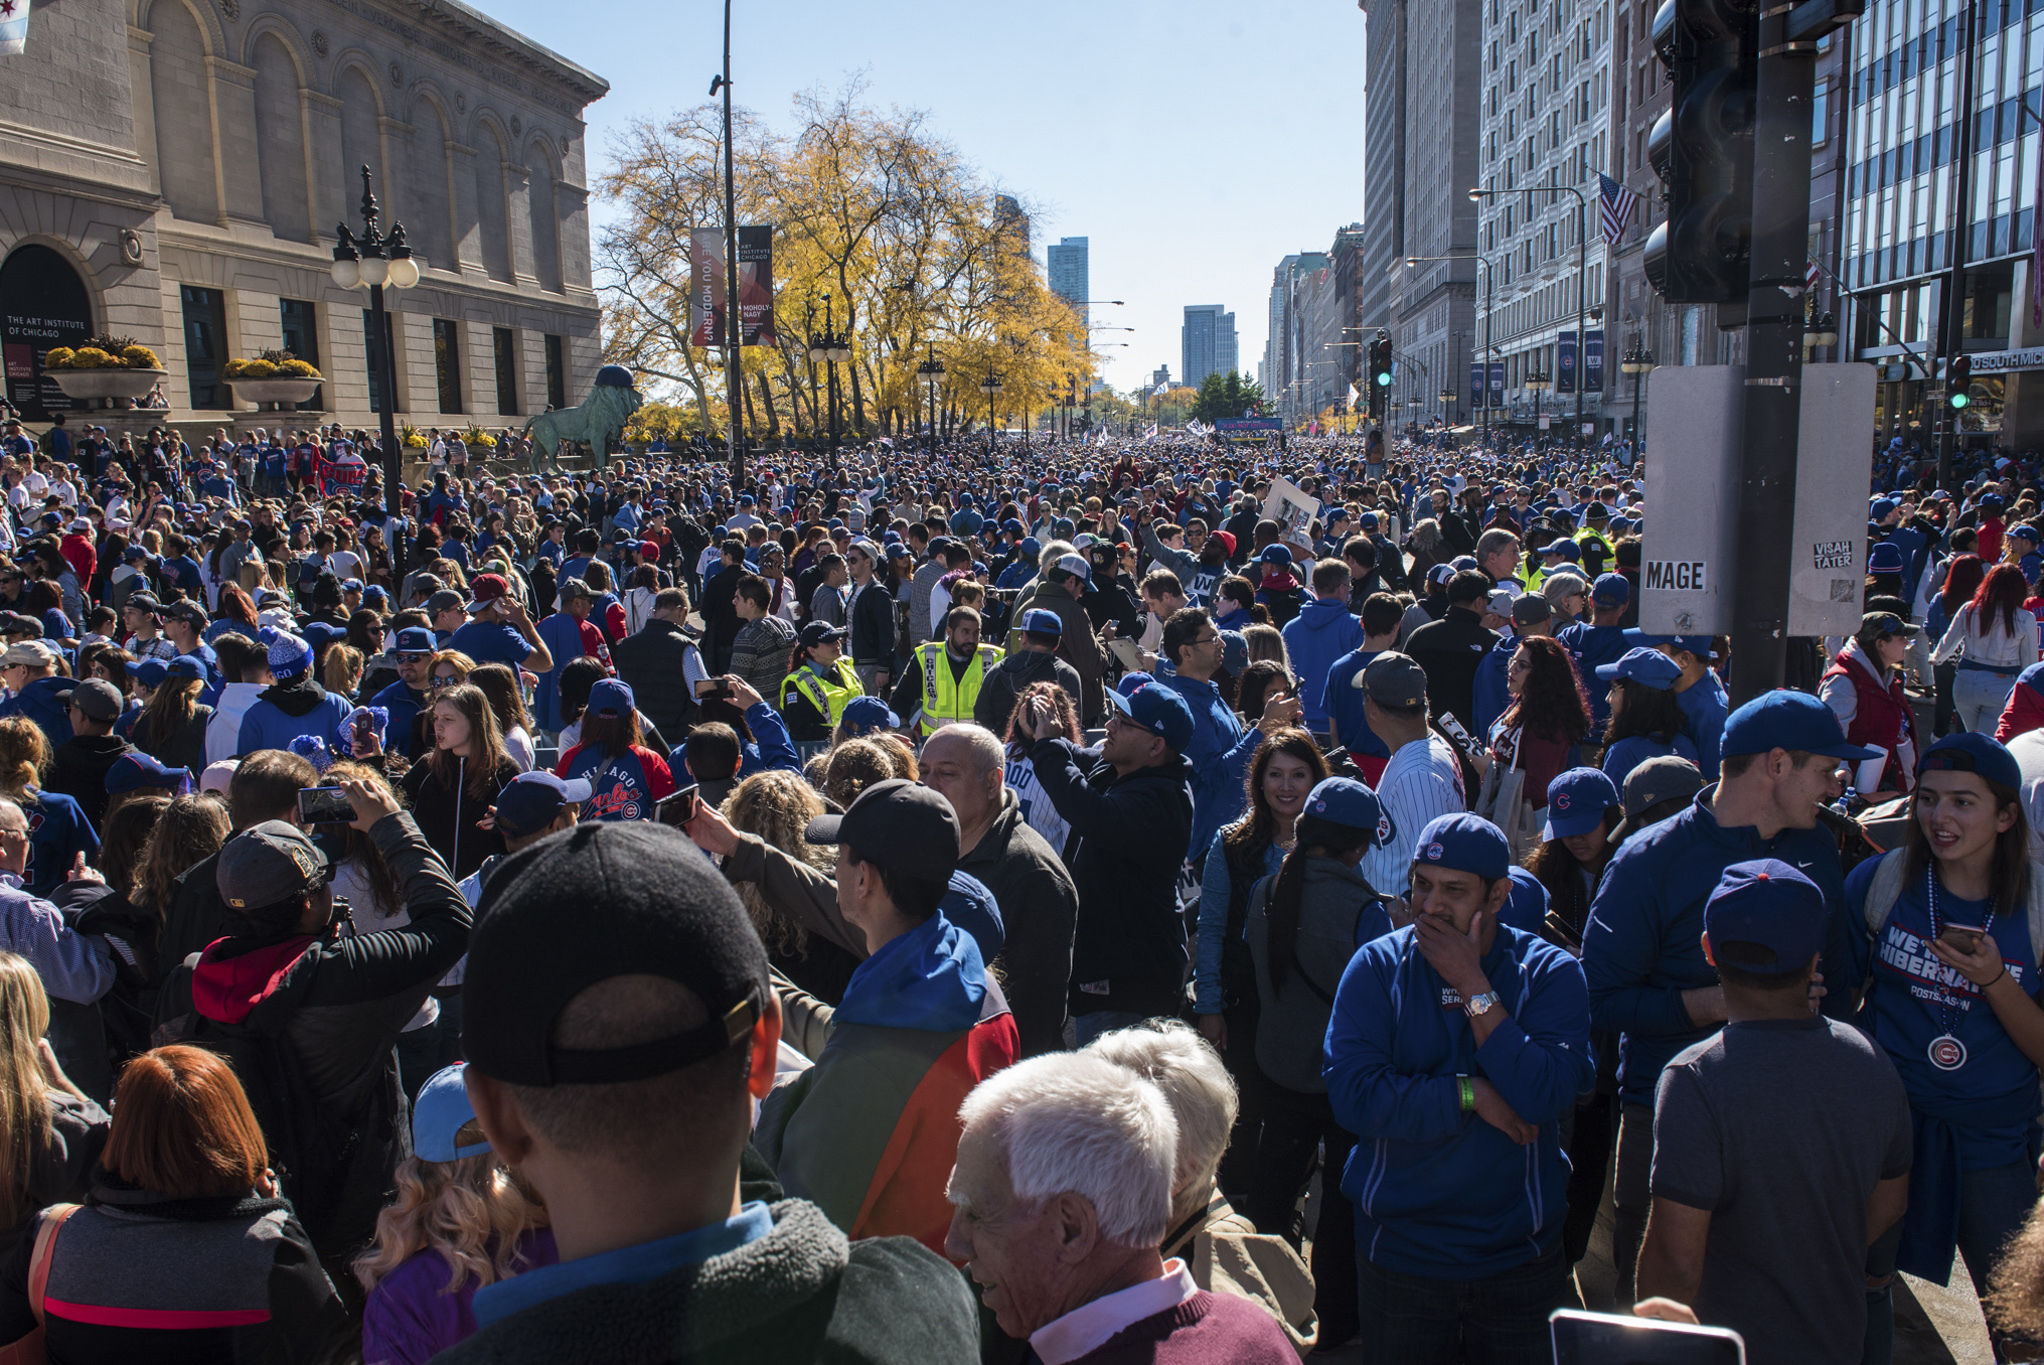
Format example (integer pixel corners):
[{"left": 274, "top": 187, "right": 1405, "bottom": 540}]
[{"left": 598, "top": 79, "right": 1095, "bottom": 449}]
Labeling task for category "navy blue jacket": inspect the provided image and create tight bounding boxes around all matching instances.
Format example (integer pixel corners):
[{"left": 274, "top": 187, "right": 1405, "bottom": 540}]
[
  {"left": 1325, "top": 922, "right": 1593, "bottom": 1279},
  {"left": 1582, "top": 790, "right": 1859, "bottom": 1107}
]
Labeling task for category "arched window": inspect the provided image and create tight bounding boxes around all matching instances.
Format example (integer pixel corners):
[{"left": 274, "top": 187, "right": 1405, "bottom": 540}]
[{"left": 0, "top": 246, "right": 94, "bottom": 422}]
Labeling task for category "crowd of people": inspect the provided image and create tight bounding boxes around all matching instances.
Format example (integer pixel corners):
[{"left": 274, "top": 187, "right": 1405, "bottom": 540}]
[{"left": 0, "top": 409, "right": 2043, "bottom": 1362}]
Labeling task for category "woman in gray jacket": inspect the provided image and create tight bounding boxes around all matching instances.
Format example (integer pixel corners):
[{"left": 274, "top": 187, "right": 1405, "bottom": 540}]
[{"left": 1243, "top": 776, "right": 1395, "bottom": 1351}]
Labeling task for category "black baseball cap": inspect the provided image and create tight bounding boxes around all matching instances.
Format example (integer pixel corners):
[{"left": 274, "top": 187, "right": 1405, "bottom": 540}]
[
  {"left": 803, "top": 778, "right": 959, "bottom": 883},
  {"left": 464, "top": 823, "right": 768, "bottom": 1087}
]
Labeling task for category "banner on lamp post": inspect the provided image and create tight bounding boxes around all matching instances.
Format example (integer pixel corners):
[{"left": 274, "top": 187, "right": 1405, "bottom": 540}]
[
  {"left": 1557, "top": 332, "right": 1578, "bottom": 395},
  {"left": 1489, "top": 363, "right": 1504, "bottom": 403},
  {"left": 736, "top": 226, "right": 775, "bottom": 347},
  {"left": 1585, "top": 329, "right": 1605, "bottom": 392},
  {"left": 689, "top": 228, "right": 726, "bottom": 349},
  {"left": 1470, "top": 361, "right": 1484, "bottom": 410}
]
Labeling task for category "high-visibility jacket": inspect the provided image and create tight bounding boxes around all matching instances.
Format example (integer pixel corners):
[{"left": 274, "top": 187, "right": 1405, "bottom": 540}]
[
  {"left": 783, "top": 658, "right": 862, "bottom": 729},
  {"left": 917, "top": 642, "right": 1002, "bottom": 734}
]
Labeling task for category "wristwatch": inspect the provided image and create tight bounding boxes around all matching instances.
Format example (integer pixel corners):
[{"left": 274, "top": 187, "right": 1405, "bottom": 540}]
[{"left": 1463, "top": 991, "right": 1501, "bottom": 1020}]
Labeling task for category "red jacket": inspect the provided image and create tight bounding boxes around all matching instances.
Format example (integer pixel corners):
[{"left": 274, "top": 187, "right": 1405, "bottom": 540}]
[
  {"left": 58, "top": 533, "right": 94, "bottom": 590},
  {"left": 1995, "top": 662, "right": 2044, "bottom": 742},
  {"left": 1820, "top": 642, "right": 1914, "bottom": 793}
]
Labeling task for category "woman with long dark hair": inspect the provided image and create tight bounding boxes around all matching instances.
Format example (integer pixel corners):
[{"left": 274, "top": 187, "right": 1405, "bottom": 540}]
[
  {"left": 1596, "top": 647, "right": 1697, "bottom": 788},
  {"left": 400, "top": 682, "right": 518, "bottom": 880},
  {"left": 1850, "top": 734, "right": 2044, "bottom": 1363},
  {"left": 1489, "top": 634, "right": 1592, "bottom": 839},
  {"left": 128, "top": 655, "right": 211, "bottom": 775},
  {"left": 1192, "top": 728, "right": 1327, "bottom": 1201},
  {"left": 1932, "top": 562, "right": 2038, "bottom": 734},
  {"left": 554, "top": 678, "right": 677, "bottom": 822},
  {"left": 1242, "top": 777, "right": 1393, "bottom": 1350}
]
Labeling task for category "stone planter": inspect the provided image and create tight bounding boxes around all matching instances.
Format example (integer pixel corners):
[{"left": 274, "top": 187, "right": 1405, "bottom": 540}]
[
  {"left": 48, "top": 367, "right": 166, "bottom": 409},
  {"left": 228, "top": 377, "right": 322, "bottom": 411}
]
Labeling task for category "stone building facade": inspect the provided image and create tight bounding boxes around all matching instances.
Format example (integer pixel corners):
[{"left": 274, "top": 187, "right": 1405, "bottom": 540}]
[{"left": 0, "top": 0, "right": 607, "bottom": 432}]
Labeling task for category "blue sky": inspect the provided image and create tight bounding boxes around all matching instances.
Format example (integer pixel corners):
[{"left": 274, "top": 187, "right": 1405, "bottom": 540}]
[{"left": 482, "top": 0, "right": 1368, "bottom": 394}]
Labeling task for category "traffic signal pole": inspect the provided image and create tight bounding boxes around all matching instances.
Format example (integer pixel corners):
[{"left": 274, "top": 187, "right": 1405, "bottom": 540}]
[{"left": 1726, "top": 7, "right": 1821, "bottom": 704}]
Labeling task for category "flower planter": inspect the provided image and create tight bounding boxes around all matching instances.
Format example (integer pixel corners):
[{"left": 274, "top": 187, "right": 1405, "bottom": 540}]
[
  {"left": 49, "top": 368, "right": 166, "bottom": 409},
  {"left": 228, "top": 377, "right": 322, "bottom": 411}
]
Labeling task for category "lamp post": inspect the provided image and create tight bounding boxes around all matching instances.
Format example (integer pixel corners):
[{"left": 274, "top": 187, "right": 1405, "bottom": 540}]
[
  {"left": 330, "top": 164, "right": 419, "bottom": 586},
  {"left": 709, "top": 0, "right": 744, "bottom": 480},
  {"left": 916, "top": 347, "right": 945, "bottom": 453},
  {"left": 1620, "top": 336, "right": 1656, "bottom": 455},
  {"left": 980, "top": 369, "right": 1004, "bottom": 457},
  {"left": 1525, "top": 370, "right": 1552, "bottom": 431},
  {"left": 805, "top": 295, "right": 850, "bottom": 465},
  {"left": 1470, "top": 184, "right": 1590, "bottom": 440},
  {"left": 1439, "top": 387, "right": 1457, "bottom": 430}
]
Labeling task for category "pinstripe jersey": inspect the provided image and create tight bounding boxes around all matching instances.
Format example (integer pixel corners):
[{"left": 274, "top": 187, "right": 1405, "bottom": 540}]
[{"left": 1358, "top": 734, "right": 1467, "bottom": 899}]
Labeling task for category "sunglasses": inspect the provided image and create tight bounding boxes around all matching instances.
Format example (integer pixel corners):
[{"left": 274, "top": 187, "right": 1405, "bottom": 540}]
[
  {"left": 428, "top": 675, "right": 460, "bottom": 688},
  {"left": 398, "top": 652, "right": 432, "bottom": 664}
]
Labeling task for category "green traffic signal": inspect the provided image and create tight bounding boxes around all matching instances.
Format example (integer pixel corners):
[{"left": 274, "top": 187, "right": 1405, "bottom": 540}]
[
  {"left": 1950, "top": 391, "right": 1971, "bottom": 410},
  {"left": 1375, "top": 370, "right": 1394, "bottom": 387}
]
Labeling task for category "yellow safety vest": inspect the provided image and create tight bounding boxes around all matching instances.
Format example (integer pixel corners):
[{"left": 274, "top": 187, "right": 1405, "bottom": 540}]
[
  {"left": 783, "top": 659, "right": 861, "bottom": 728},
  {"left": 917, "top": 642, "right": 1003, "bottom": 734}
]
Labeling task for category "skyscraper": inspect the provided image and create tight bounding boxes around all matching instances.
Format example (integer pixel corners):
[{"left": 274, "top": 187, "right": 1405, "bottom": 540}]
[
  {"left": 1048, "top": 237, "right": 1090, "bottom": 333},
  {"left": 1182, "top": 305, "right": 1238, "bottom": 390},
  {"left": 994, "top": 195, "right": 1031, "bottom": 257}
]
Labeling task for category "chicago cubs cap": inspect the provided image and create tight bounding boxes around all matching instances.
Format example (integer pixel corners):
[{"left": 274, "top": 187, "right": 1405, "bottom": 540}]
[
  {"left": 1703, "top": 859, "right": 1825, "bottom": 973},
  {"left": 1720, "top": 689, "right": 1880, "bottom": 762},
  {"left": 1596, "top": 647, "right": 1683, "bottom": 689},
  {"left": 1592, "top": 572, "right": 1631, "bottom": 605},
  {"left": 1542, "top": 766, "right": 1621, "bottom": 841},
  {"left": 1917, "top": 731, "right": 2022, "bottom": 790},
  {"left": 1020, "top": 608, "right": 1064, "bottom": 637},
  {"left": 1107, "top": 682, "right": 1195, "bottom": 753},
  {"left": 495, "top": 771, "right": 595, "bottom": 839},
  {"left": 1302, "top": 777, "right": 1382, "bottom": 842},
  {"left": 1411, "top": 812, "right": 1511, "bottom": 881}
]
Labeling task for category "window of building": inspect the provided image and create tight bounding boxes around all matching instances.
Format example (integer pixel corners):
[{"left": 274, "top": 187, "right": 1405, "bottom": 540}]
[
  {"left": 544, "top": 334, "right": 566, "bottom": 409},
  {"left": 362, "top": 308, "right": 395, "bottom": 414},
  {"left": 181, "top": 286, "right": 229, "bottom": 410},
  {"left": 1813, "top": 79, "right": 1830, "bottom": 145},
  {"left": 493, "top": 327, "right": 519, "bottom": 414},
  {"left": 279, "top": 298, "right": 322, "bottom": 411},
  {"left": 433, "top": 319, "right": 462, "bottom": 415}
]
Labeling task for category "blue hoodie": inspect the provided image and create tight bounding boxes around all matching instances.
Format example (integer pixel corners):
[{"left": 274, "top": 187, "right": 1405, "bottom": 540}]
[
  {"left": 1281, "top": 598, "right": 1365, "bottom": 732},
  {"left": 836, "top": 911, "right": 988, "bottom": 1032},
  {"left": 1325, "top": 922, "right": 1593, "bottom": 1279},
  {"left": 0, "top": 677, "right": 74, "bottom": 747},
  {"left": 1583, "top": 790, "right": 1859, "bottom": 1107},
  {"left": 1675, "top": 671, "right": 1730, "bottom": 781}
]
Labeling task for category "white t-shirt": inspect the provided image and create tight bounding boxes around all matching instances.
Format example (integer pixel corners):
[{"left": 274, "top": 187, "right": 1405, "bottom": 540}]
[{"left": 1357, "top": 734, "right": 1466, "bottom": 899}]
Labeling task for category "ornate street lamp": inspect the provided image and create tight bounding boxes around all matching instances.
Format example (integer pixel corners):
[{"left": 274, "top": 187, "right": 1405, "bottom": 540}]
[
  {"left": 1621, "top": 337, "right": 1657, "bottom": 452},
  {"left": 805, "top": 294, "right": 851, "bottom": 463},
  {"left": 916, "top": 348, "right": 946, "bottom": 453},
  {"left": 1525, "top": 370, "right": 1552, "bottom": 430},
  {"left": 330, "top": 164, "right": 419, "bottom": 584}
]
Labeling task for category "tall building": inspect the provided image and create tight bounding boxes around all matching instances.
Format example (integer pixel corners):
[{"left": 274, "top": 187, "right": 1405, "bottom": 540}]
[
  {"left": 995, "top": 195, "right": 1032, "bottom": 258},
  {"left": 1473, "top": 0, "right": 1616, "bottom": 435},
  {"left": 1838, "top": 2, "right": 2043, "bottom": 450},
  {"left": 1181, "top": 305, "right": 1237, "bottom": 390},
  {"left": 1264, "top": 255, "right": 1300, "bottom": 406},
  {"left": 1359, "top": 0, "right": 1483, "bottom": 434},
  {"left": 0, "top": 0, "right": 606, "bottom": 428},
  {"left": 1048, "top": 237, "right": 1090, "bottom": 333}
]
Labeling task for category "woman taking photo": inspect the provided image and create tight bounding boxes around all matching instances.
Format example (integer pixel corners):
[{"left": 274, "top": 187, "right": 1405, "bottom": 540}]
[
  {"left": 1820, "top": 610, "right": 1920, "bottom": 798},
  {"left": 1193, "top": 728, "right": 1328, "bottom": 1201},
  {"left": 1850, "top": 733, "right": 2044, "bottom": 1363},
  {"left": 780, "top": 622, "right": 861, "bottom": 742},
  {"left": 400, "top": 682, "right": 518, "bottom": 881},
  {"left": 0, "top": 952, "right": 105, "bottom": 1261},
  {"left": 1240, "top": 776, "right": 1391, "bottom": 1350},
  {"left": 1932, "top": 563, "right": 2038, "bottom": 735},
  {"left": 0, "top": 1044, "right": 346, "bottom": 1359},
  {"left": 1000, "top": 681, "right": 1082, "bottom": 858},
  {"left": 1488, "top": 634, "right": 1592, "bottom": 853},
  {"left": 1596, "top": 647, "right": 1697, "bottom": 789}
]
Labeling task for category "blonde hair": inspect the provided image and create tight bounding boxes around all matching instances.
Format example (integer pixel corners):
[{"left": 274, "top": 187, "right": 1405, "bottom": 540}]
[
  {"left": 323, "top": 644, "right": 364, "bottom": 697},
  {"left": 353, "top": 1153, "right": 548, "bottom": 1296},
  {"left": 722, "top": 771, "right": 832, "bottom": 954},
  {"left": 0, "top": 718, "right": 48, "bottom": 799},
  {"left": 0, "top": 954, "right": 52, "bottom": 1228}
]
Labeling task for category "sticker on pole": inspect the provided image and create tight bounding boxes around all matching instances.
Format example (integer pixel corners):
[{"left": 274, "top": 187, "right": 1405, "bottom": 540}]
[{"left": 1644, "top": 560, "right": 1708, "bottom": 592}]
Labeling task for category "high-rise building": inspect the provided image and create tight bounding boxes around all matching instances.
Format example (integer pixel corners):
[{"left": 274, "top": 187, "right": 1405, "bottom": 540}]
[
  {"left": 994, "top": 195, "right": 1031, "bottom": 258},
  {"left": 1474, "top": 0, "right": 1615, "bottom": 433},
  {"left": 1048, "top": 237, "right": 1090, "bottom": 333},
  {"left": 1182, "top": 305, "right": 1238, "bottom": 390}
]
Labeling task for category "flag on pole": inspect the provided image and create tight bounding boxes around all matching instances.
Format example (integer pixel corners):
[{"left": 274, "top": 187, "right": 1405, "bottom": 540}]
[
  {"left": 1152, "top": 381, "right": 1168, "bottom": 398},
  {"left": 1346, "top": 381, "right": 1360, "bottom": 411},
  {"left": 1597, "top": 173, "right": 1639, "bottom": 248},
  {"left": 0, "top": 0, "right": 31, "bottom": 54},
  {"left": 1144, "top": 424, "right": 1159, "bottom": 441}
]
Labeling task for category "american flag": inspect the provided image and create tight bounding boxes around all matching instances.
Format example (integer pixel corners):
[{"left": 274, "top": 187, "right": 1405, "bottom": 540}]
[{"left": 1598, "top": 173, "right": 1639, "bottom": 248}]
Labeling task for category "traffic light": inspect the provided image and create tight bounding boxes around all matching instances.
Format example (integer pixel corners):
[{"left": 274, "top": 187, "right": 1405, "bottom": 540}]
[
  {"left": 1367, "top": 330, "right": 1394, "bottom": 420},
  {"left": 1643, "top": 0, "right": 1757, "bottom": 305},
  {"left": 1948, "top": 355, "right": 1973, "bottom": 410}
]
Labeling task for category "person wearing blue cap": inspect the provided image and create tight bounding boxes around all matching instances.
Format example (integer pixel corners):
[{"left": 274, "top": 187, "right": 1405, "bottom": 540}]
[
  {"left": 1556, "top": 573, "right": 1634, "bottom": 735},
  {"left": 972, "top": 607, "right": 1082, "bottom": 732},
  {"left": 1637, "top": 859, "right": 1912, "bottom": 1363},
  {"left": 1239, "top": 775, "right": 1394, "bottom": 1344},
  {"left": 1324, "top": 810, "right": 1593, "bottom": 1356},
  {"left": 1016, "top": 677, "right": 1194, "bottom": 1045},
  {"left": 1844, "top": 732, "right": 2044, "bottom": 1353},
  {"left": 1583, "top": 687, "right": 1879, "bottom": 1303},
  {"left": 357, "top": 1059, "right": 561, "bottom": 1362},
  {"left": 1595, "top": 647, "right": 1699, "bottom": 787},
  {"left": 1631, "top": 632, "right": 1730, "bottom": 781}
]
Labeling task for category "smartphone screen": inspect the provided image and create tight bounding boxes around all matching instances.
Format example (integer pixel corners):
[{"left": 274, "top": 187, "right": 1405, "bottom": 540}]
[
  {"left": 297, "top": 786, "right": 355, "bottom": 825},
  {"left": 656, "top": 784, "right": 701, "bottom": 828},
  {"left": 1551, "top": 1309, "right": 1744, "bottom": 1365}
]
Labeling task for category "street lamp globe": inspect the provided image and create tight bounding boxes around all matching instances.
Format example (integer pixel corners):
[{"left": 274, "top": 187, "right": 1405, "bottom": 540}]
[
  {"left": 329, "top": 252, "right": 360, "bottom": 290},
  {"left": 386, "top": 254, "right": 420, "bottom": 290},
  {"left": 358, "top": 254, "right": 389, "bottom": 288},
  {"left": 1525, "top": 372, "right": 1551, "bottom": 392}
]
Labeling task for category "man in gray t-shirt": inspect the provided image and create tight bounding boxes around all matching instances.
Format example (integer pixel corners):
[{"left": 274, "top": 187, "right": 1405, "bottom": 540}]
[{"left": 1641, "top": 859, "right": 1912, "bottom": 1365}]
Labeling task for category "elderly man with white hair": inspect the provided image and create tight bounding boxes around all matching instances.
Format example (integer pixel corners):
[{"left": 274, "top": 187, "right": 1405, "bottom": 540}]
[
  {"left": 1084, "top": 1022, "right": 1318, "bottom": 1356},
  {"left": 945, "top": 1052, "right": 1294, "bottom": 1365}
]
